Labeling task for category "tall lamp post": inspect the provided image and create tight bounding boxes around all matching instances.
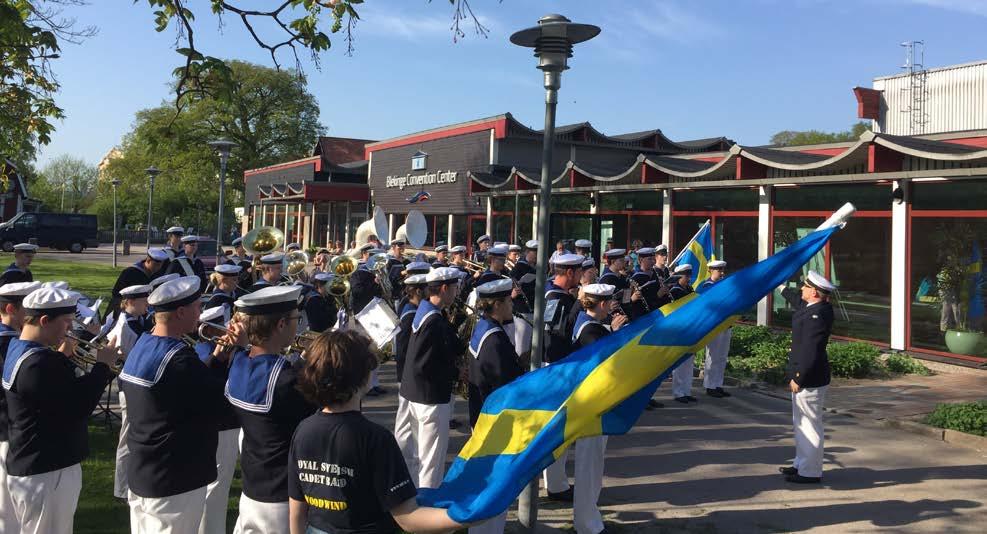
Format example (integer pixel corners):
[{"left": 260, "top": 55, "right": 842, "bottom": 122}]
[
  {"left": 510, "top": 14, "right": 599, "bottom": 532},
  {"left": 111, "top": 179, "right": 121, "bottom": 268},
  {"left": 145, "top": 166, "right": 161, "bottom": 251},
  {"left": 208, "top": 139, "right": 236, "bottom": 265}
]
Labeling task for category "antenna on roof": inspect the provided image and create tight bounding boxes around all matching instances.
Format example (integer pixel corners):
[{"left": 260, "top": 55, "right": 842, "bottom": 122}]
[{"left": 900, "top": 41, "right": 928, "bottom": 135}]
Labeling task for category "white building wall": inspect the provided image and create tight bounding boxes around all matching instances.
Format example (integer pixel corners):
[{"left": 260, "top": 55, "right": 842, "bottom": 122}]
[{"left": 874, "top": 60, "right": 987, "bottom": 136}]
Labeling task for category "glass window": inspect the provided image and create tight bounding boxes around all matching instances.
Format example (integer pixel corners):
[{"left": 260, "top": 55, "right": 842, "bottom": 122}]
[
  {"left": 673, "top": 216, "right": 706, "bottom": 257},
  {"left": 912, "top": 180, "right": 987, "bottom": 210},
  {"left": 674, "top": 188, "right": 757, "bottom": 211},
  {"left": 491, "top": 196, "right": 515, "bottom": 212},
  {"left": 551, "top": 194, "right": 592, "bottom": 212},
  {"left": 451, "top": 215, "right": 467, "bottom": 248},
  {"left": 434, "top": 215, "right": 449, "bottom": 248},
  {"left": 909, "top": 218, "right": 987, "bottom": 356},
  {"left": 599, "top": 215, "right": 628, "bottom": 252},
  {"left": 774, "top": 184, "right": 890, "bottom": 211},
  {"left": 599, "top": 192, "right": 662, "bottom": 211},
  {"left": 15, "top": 213, "right": 36, "bottom": 229},
  {"left": 550, "top": 214, "right": 592, "bottom": 252},
  {"left": 491, "top": 214, "right": 513, "bottom": 244},
  {"left": 629, "top": 215, "right": 661, "bottom": 248},
  {"left": 716, "top": 217, "right": 758, "bottom": 272},
  {"left": 516, "top": 196, "right": 534, "bottom": 244}
]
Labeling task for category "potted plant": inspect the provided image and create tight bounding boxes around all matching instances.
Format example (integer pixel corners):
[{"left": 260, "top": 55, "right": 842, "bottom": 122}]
[{"left": 935, "top": 224, "right": 985, "bottom": 356}]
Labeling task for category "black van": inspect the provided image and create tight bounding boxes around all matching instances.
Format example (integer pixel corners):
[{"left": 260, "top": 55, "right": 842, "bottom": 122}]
[{"left": 0, "top": 212, "right": 99, "bottom": 253}]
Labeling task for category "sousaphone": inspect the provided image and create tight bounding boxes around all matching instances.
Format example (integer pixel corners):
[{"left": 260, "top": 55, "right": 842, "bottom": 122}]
[
  {"left": 349, "top": 207, "right": 389, "bottom": 257},
  {"left": 394, "top": 210, "right": 427, "bottom": 249}
]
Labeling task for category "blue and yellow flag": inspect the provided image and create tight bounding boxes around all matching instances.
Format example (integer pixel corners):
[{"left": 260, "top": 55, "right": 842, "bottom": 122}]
[
  {"left": 418, "top": 225, "right": 841, "bottom": 522},
  {"left": 674, "top": 220, "right": 713, "bottom": 288}
]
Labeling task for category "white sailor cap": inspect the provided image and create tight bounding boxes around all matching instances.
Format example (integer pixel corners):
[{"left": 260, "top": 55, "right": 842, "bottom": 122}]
[
  {"left": 450, "top": 245, "right": 467, "bottom": 254},
  {"left": 358, "top": 243, "right": 375, "bottom": 253},
  {"left": 523, "top": 240, "right": 537, "bottom": 250},
  {"left": 434, "top": 244, "right": 449, "bottom": 253},
  {"left": 426, "top": 267, "right": 461, "bottom": 285},
  {"left": 369, "top": 247, "right": 387, "bottom": 255},
  {"left": 637, "top": 247, "right": 656, "bottom": 258},
  {"left": 476, "top": 278, "right": 513, "bottom": 299},
  {"left": 260, "top": 252, "right": 284, "bottom": 265},
  {"left": 508, "top": 244, "right": 522, "bottom": 252},
  {"left": 214, "top": 264, "right": 242, "bottom": 276},
  {"left": 180, "top": 235, "right": 199, "bottom": 243},
  {"left": 0, "top": 281, "right": 42, "bottom": 302},
  {"left": 406, "top": 262, "right": 431, "bottom": 274},
  {"left": 13, "top": 243, "right": 38, "bottom": 252},
  {"left": 805, "top": 270, "right": 835, "bottom": 294},
  {"left": 708, "top": 260, "right": 727, "bottom": 269},
  {"left": 575, "top": 239, "right": 592, "bottom": 249},
  {"left": 23, "top": 287, "right": 80, "bottom": 317},
  {"left": 148, "top": 276, "right": 202, "bottom": 311},
  {"left": 120, "top": 284, "right": 153, "bottom": 299},
  {"left": 404, "top": 273, "right": 428, "bottom": 286},
  {"left": 674, "top": 264, "right": 693, "bottom": 274},
  {"left": 313, "top": 272, "right": 334, "bottom": 284},
  {"left": 147, "top": 247, "right": 169, "bottom": 262},
  {"left": 581, "top": 258, "right": 596, "bottom": 269},
  {"left": 286, "top": 243, "right": 301, "bottom": 251},
  {"left": 165, "top": 226, "right": 185, "bottom": 235},
  {"left": 231, "top": 237, "right": 243, "bottom": 247},
  {"left": 389, "top": 237, "right": 406, "bottom": 247},
  {"left": 604, "top": 248, "right": 627, "bottom": 259},
  {"left": 150, "top": 273, "right": 180, "bottom": 288},
  {"left": 198, "top": 306, "right": 226, "bottom": 324},
  {"left": 235, "top": 285, "right": 302, "bottom": 315},
  {"left": 656, "top": 244, "right": 669, "bottom": 255},
  {"left": 42, "top": 281, "right": 69, "bottom": 290},
  {"left": 554, "top": 253, "right": 586, "bottom": 267},
  {"left": 475, "top": 234, "right": 491, "bottom": 245},
  {"left": 582, "top": 283, "right": 617, "bottom": 299},
  {"left": 488, "top": 244, "right": 509, "bottom": 257}
]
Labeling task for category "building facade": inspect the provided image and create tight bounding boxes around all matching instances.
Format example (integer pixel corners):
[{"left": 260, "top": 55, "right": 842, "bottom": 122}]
[{"left": 0, "top": 160, "right": 41, "bottom": 222}]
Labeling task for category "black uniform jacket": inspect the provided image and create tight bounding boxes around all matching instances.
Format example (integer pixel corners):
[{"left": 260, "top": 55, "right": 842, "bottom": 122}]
[
  {"left": 0, "top": 264, "right": 32, "bottom": 286},
  {"left": 394, "top": 301, "right": 418, "bottom": 381},
  {"left": 572, "top": 311, "right": 610, "bottom": 350},
  {"left": 476, "top": 268, "right": 510, "bottom": 287},
  {"left": 598, "top": 267, "right": 629, "bottom": 291},
  {"left": 544, "top": 279, "right": 579, "bottom": 364},
  {"left": 467, "top": 317, "right": 524, "bottom": 427},
  {"left": 167, "top": 253, "right": 208, "bottom": 291},
  {"left": 104, "top": 262, "right": 154, "bottom": 321},
  {"left": 399, "top": 300, "right": 465, "bottom": 405},
  {"left": 786, "top": 301, "right": 834, "bottom": 389},
  {"left": 304, "top": 292, "right": 337, "bottom": 333},
  {"left": 350, "top": 266, "right": 382, "bottom": 314},
  {"left": 3, "top": 339, "right": 113, "bottom": 476},
  {"left": 0, "top": 323, "right": 18, "bottom": 442}
]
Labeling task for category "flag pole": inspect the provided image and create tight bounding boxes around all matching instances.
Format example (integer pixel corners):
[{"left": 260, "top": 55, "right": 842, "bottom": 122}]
[{"left": 669, "top": 219, "right": 710, "bottom": 268}]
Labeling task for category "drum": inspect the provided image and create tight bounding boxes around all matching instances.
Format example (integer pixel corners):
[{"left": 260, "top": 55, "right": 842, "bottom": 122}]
[{"left": 354, "top": 297, "right": 401, "bottom": 349}]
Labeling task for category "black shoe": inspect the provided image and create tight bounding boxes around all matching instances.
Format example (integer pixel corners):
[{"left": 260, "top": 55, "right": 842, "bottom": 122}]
[
  {"left": 371, "top": 386, "right": 386, "bottom": 395},
  {"left": 546, "top": 486, "right": 574, "bottom": 502},
  {"left": 685, "top": 395, "right": 698, "bottom": 403},
  {"left": 674, "top": 396, "right": 690, "bottom": 404},
  {"left": 647, "top": 399, "right": 663, "bottom": 409},
  {"left": 365, "top": 388, "right": 379, "bottom": 397},
  {"left": 448, "top": 419, "right": 462, "bottom": 430},
  {"left": 706, "top": 388, "right": 726, "bottom": 398},
  {"left": 716, "top": 387, "right": 731, "bottom": 397},
  {"left": 779, "top": 466, "right": 798, "bottom": 475},
  {"left": 785, "top": 474, "right": 821, "bottom": 484}
]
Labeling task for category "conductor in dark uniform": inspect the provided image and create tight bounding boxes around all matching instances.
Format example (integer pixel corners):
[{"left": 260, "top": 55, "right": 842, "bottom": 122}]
[
  {"left": 104, "top": 247, "right": 168, "bottom": 321},
  {"left": 781, "top": 270, "right": 835, "bottom": 484},
  {"left": 0, "top": 243, "right": 38, "bottom": 286}
]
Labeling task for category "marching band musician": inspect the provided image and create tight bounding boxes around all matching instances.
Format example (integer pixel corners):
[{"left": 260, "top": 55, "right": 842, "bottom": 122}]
[
  {"left": 574, "top": 239, "right": 593, "bottom": 259},
  {"left": 250, "top": 252, "right": 285, "bottom": 293},
  {"left": 286, "top": 243, "right": 301, "bottom": 253},
  {"left": 466, "top": 278, "right": 526, "bottom": 534},
  {"left": 205, "top": 264, "right": 243, "bottom": 324},
  {"left": 449, "top": 245, "right": 469, "bottom": 272},
  {"left": 289, "top": 330, "right": 464, "bottom": 534},
  {"left": 163, "top": 226, "right": 185, "bottom": 258},
  {"left": 0, "top": 281, "right": 41, "bottom": 532},
  {"left": 431, "top": 244, "right": 450, "bottom": 268},
  {"left": 350, "top": 244, "right": 383, "bottom": 316},
  {"left": 476, "top": 244, "right": 511, "bottom": 286},
  {"left": 3, "top": 286, "right": 118, "bottom": 533},
  {"left": 698, "top": 260, "right": 733, "bottom": 399},
  {"left": 654, "top": 244, "right": 671, "bottom": 281},
  {"left": 394, "top": 262, "right": 432, "bottom": 314},
  {"left": 579, "top": 258, "right": 599, "bottom": 288},
  {"left": 393, "top": 273, "right": 428, "bottom": 481},
  {"left": 304, "top": 273, "right": 338, "bottom": 333},
  {"left": 669, "top": 264, "right": 698, "bottom": 405},
  {"left": 0, "top": 243, "right": 38, "bottom": 286},
  {"left": 472, "top": 234, "right": 491, "bottom": 264},
  {"left": 507, "top": 243, "right": 522, "bottom": 266},
  {"left": 105, "top": 247, "right": 168, "bottom": 321},
  {"left": 119, "top": 276, "right": 231, "bottom": 533},
  {"left": 598, "top": 249, "right": 630, "bottom": 291},
  {"left": 108, "top": 284, "right": 153, "bottom": 501},
  {"left": 386, "top": 237, "right": 408, "bottom": 294},
  {"left": 628, "top": 247, "right": 667, "bottom": 317},
  {"left": 542, "top": 253, "right": 586, "bottom": 502},
  {"left": 167, "top": 235, "right": 208, "bottom": 291},
  {"left": 399, "top": 267, "right": 464, "bottom": 488},
  {"left": 571, "top": 283, "right": 628, "bottom": 534},
  {"left": 227, "top": 237, "right": 254, "bottom": 291},
  {"left": 224, "top": 285, "right": 317, "bottom": 533},
  {"left": 510, "top": 240, "right": 538, "bottom": 313}
]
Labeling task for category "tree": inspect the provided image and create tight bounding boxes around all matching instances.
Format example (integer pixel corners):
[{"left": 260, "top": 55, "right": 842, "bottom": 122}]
[
  {"left": 36, "top": 154, "right": 98, "bottom": 212},
  {"left": 770, "top": 121, "right": 871, "bottom": 147}
]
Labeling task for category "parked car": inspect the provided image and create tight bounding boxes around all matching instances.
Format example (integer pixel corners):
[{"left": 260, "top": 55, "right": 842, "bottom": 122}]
[
  {"left": 196, "top": 238, "right": 218, "bottom": 271},
  {"left": 0, "top": 212, "right": 99, "bottom": 253}
]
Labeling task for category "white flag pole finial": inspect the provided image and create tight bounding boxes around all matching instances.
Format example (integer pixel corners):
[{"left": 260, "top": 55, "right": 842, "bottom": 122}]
[{"left": 816, "top": 202, "right": 857, "bottom": 231}]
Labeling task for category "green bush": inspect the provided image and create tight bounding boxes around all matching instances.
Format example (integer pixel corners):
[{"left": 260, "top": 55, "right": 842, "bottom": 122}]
[
  {"left": 827, "top": 342, "right": 881, "bottom": 378},
  {"left": 884, "top": 353, "right": 932, "bottom": 376},
  {"left": 924, "top": 402, "right": 987, "bottom": 437},
  {"left": 730, "top": 325, "right": 790, "bottom": 358},
  {"left": 727, "top": 340, "right": 789, "bottom": 385}
]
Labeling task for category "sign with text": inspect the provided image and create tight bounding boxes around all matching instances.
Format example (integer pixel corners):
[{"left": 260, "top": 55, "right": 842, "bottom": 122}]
[{"left": 384, "top": 170, "right": 458, "bottom": 190}]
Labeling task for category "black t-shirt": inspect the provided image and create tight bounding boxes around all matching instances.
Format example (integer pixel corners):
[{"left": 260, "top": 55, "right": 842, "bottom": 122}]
[{"left": 289, "top": 411, "right": 417, "bottom": 534}]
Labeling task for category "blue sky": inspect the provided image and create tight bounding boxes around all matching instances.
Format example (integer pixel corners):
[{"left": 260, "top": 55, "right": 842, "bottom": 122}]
[{"left": 37, "top": 0, "right": 987, "bottom": 166}]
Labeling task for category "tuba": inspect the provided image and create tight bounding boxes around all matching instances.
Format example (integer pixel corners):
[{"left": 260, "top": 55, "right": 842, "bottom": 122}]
[
  {"left": 327, "top": 255, "right": 358, "bottom": 306},
  {"left": 282, "top": 250, "right": 309, "bottom": 281},
  {"left": 349, "top": 207, "right": 389, "bottom": 257},
  {"left": 243, "top": 226, "right": 285, "bottom": 280}
]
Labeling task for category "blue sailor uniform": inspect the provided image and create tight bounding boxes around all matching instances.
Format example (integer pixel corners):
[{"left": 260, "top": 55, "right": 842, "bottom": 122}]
[
  {"left": 467, "top": 317, "right": 524, "bottom": 427},
  {"left": 0, "top": 264, "right": 32, "bottom": 286}
]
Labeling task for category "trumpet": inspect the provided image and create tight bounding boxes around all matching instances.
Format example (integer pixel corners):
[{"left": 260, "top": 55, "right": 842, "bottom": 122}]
[
  {"left": 287, "top": 330, "right": 322, "bottom": 354},
  {"left": 198, "top": 321, "right": 236, "bottom": 346},
  {"left": 457, "top": 259, "right": 486, "bottom": 276},
  {"left": 65, "top": 332, "right": 123, "bottom": 374}
]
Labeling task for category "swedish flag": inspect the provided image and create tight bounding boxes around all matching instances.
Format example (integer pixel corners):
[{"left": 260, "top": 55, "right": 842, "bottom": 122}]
[
  {"left": 419, "top": 225, "right": 842, "bottom": 522},
  {"left": 675, "top": 220, "right": 713, "bottom": 288}
]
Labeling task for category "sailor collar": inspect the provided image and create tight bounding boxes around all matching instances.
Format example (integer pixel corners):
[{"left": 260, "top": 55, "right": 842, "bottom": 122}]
[
  {"left": 412, "top": 299, "right": 441, "bottom": 334},
  {"left": 119, "top": 334, "right": 188, "bottom": 388},
  {"left": 469, "top": 317, "right": 504, "bottom": 359},
  {"left": 572, "top": 311, "right": 603, "bottom": 343},
  {"left": 225, "top": 352, "right": 286, "bottom": 414},
  {"left": 2, "top": 339, "right": 47, "bottom": 390}
]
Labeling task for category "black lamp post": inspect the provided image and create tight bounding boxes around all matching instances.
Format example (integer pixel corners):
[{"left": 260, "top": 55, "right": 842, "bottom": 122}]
[
  {"left": 208, "top": 139, "right": 237, "bottom": 265},
  {"left": 510, "top": 14, "right": 600, "bottom": 531},
  {"left": 145, "top": 166, "right": 161, "bottom": 250}
]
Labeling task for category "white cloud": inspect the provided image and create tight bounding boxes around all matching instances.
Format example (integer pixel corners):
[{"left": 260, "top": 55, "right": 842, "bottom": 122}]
[
  {"left": 905, "top": 0, "right": 987, "bottom": 16},
  {"left": 620, "top": 0, "right": 726, "bottom": 45},
  {"left": 353, "top": 4, "right": 499, "bottom": 42}
]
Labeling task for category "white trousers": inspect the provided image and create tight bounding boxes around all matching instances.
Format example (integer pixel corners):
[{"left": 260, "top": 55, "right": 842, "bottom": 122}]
[
  {"left": 574, "top": 436, "right": 608, "bottom": 534},
  {"left": 233, "top": 493, "right": 289, "bottom": 534},
  {"left": 407, "top": 401, "right": 451, "bottom": 489},
  {"left": 394, "top": 393, "right": 419, "bottom": 487},
  {"left": 0, "top": 440, "right": 17, "bottom": 534},
  {"left": 129, "top": 485, "right": 206, "bottom": 534},
  {"left": 114, "top": 390, "right": 130, "bottom": 498},
  {"left": 370, "top": 369, "right": 380, "bottom": 389},
  {"left": 672, "top": 354, "right": 694, "bottom": 398},
  {"left": 542, "top": 448, "right": 570, "bottom": 494},
  {"left": 468, "top": 511, "right": 508, "bottom": 534},
  {"left": 792, "top": 385, "right": 828, "bottom": 478},
  {"left": 6, "top": 463, "right": 82, "bottom": 534},
  {"left": 199, "top": 428, "right": 240, "bottom": 534},
  {"left": 703, "top": 329, "right": 732, "bottom": 390}
]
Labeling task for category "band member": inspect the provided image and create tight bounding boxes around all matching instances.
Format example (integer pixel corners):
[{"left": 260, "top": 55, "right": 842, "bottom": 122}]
[
  {"left": 205, "top": 264, "right": 242, "bottom": 323},
  {"left": 476, "top": 244, "right": 510, "bottom": 285},
  {"left": 511, "top": 241, "right": 538, "bottom": 311},
  {"left": 304, "top": 273, "right": 338, "bottom": 333},
  {"left": 399, "top": 267, "right": 464, "bottom": 488},
  {"left": 629, "top": 247, "right": 668, "bottom": 317},
  {"left": 579, "top": 258, "right": 599, "bottom": 287},
  {"left": 574, "top": 239, "right": 593, "bottom": 259},
  {"left": 669, "top": 264, "right": 698, "bottom": 404},
  {"left": 571, "top": 283, "right": 627, "bottom": 534},
  {"left": 0, "top": 243, "right": 38, "bottom": 286},
  {"left": 312, "top": 248, "right": 331, "bottom": 273},
  {"left": 0, "top": 281, "right": 41, "bottom": 532},
  {"left": 104, "top": 247, "right": 168, "bottom": 321},
  {"left": 350, "top": 244, "right": 382, "bottom": 316},
  {"left": 289, "top": 330, "right": 463, "bottom": 534},
  {"left": 3, "top": 286, "right": 117, "bottom": 533},
  {"left": 393, "top": 262, "right": 431, "bottom": 313},
  {"left": 159, "top": 226, "right": 185, "bottom": 273},
  {"left": 167, "top": 235, "right": 208, "bottom": 290},
  {"left": 386, "top": 236, "right": 408, "bottom": 287},
  {"left": 698, "top": 260, "right": 733, "bottom": 399},
  {"left": 432, "top": 244, "right": 450, "bottom": 268},
  {"left": 598, "top": 249, "right": 630, "bottom": 291},
  {"left": 221, "top": 286, "right": 315, "bottom": 532},
  {"left": 250, "top": 252, "right": 285, "bottom": 293},
  {"left": 285, "top": 243, "right": 301, "bottom": 253},
  {"left": 119, "top": 276, "right": 231, "bottom": 533},
  {"left": 542, "top": 254, "right": 585, "bottom": 502},
  {"left": 472, "top": 234, "right": 491, "bottom": 264},
  {"left": 654, "top": 244, "right": 671, "bottom": 281},
  {"left": 393, "top": 273, "right": 428, "bottom": 479},
  {"left": 449, "top": 245, "right": 468, "bottom": 271},
  {"left": 106, "top": 284, "right": 152, "bottom": 502},
  {"left": 507, "top": 243, "right": 523, "bottom": 265},
  {"left": 782, "top": 271, "right": 835, "bottom": 484}
]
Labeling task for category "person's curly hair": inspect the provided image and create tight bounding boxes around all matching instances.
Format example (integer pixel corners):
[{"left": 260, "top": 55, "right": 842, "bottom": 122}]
[{"left": 297, "top": 330, "right": 378, "bottom": 407}]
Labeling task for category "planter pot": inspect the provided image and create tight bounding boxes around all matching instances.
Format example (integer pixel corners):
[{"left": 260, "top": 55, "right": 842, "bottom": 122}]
[{"left": 944, "top": 330, "right": 985, "bottom": 356}]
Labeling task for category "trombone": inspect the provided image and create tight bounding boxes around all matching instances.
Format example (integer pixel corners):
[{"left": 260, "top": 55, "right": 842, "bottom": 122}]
[{"left": 457, "top": 259, "right": 486, "bottom": 276}]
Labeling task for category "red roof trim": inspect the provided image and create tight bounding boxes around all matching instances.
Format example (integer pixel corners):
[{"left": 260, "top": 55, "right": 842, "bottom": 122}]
[
  {"left": 244, "top": 156, "right": 322, "bottom": 178},
  {"left": 364, "top": 118, "right": 508, "bottom": 159}
]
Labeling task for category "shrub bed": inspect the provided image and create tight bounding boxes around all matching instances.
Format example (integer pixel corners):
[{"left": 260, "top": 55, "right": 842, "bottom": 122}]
[{"left": 924, "top": 402, "right": 987, "bottom": 437}]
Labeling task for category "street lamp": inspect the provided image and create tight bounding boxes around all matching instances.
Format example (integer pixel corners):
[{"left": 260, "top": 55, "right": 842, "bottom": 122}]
[
  {"left": 510, "top": 14, "right": 599, "bottom": 531},
  {"left": 111, "top": 179, "right": 121, "bottom": 268},
  {"left": 145, "top": 166, "right": 161, "bottom": 250},
  {"left": 208, "top": 139, "right": 236, "bottom": 265}
]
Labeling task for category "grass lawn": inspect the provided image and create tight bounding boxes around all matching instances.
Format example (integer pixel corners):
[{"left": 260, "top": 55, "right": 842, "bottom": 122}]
[{"left": 0, "top": 255, "right": 123, "bottom": 305}]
